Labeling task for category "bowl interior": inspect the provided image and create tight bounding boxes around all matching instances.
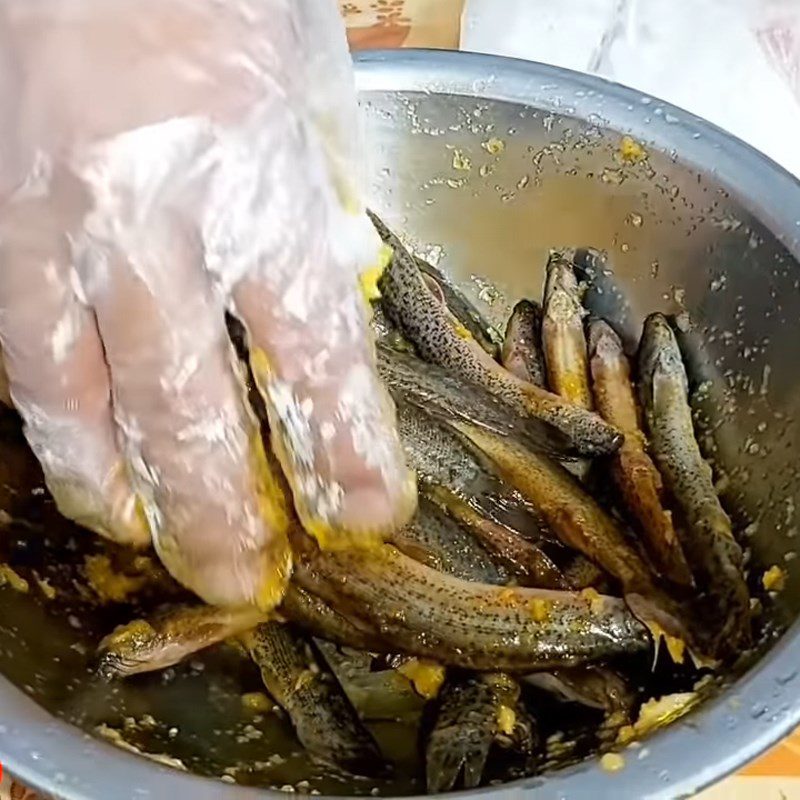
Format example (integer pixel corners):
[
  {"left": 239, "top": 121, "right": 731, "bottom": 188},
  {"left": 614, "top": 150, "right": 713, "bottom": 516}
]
[
  {"left": 362, "top": 76, "right": 800, "bottom": 637},
  {"left": 1, "top": 53, "right": 800, "bottom": 799}
]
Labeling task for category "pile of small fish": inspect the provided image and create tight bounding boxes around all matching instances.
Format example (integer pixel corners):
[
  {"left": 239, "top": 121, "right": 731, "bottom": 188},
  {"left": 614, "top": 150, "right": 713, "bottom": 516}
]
[{"left": 97, "top": 216, "right": 752, "bottom": 793}]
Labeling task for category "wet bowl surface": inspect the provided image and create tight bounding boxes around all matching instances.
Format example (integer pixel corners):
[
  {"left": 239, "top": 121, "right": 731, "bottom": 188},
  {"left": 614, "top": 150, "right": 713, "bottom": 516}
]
[{"left": 2, "top": 50, "right": 800, "bottom": 800}]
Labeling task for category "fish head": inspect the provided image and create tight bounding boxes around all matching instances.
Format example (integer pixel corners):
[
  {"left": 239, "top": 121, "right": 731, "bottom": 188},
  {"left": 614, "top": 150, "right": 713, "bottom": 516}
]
[
  {"left": 544, "top": 253, "right": 583, "bottom": 320},
  {"left": 513, "top": 298, "right": 542, "bottom": 320},
  {"left": 96, "top": 619, "right": 157, "bottom": 680},
  {"left": 587, "top": 318, "right": 622, "bottom": 359},
  {"left": 638, "top": 314, "right": 688, "bottom": 396}
]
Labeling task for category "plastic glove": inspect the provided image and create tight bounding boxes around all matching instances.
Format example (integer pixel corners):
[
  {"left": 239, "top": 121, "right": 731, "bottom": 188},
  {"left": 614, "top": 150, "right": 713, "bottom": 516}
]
[{"left": 0, "top": 0, "right": 416, "bottom": 609}]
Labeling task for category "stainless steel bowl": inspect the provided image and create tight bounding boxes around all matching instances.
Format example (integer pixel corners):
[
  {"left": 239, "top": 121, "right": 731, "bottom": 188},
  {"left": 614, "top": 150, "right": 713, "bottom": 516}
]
[{"left": 2, "top": 50, "right": 800, "bottom": 800}]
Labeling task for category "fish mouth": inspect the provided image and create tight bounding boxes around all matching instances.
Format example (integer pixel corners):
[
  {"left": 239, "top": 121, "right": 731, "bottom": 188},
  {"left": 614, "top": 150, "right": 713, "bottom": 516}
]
[{"left": 95, "top": 651, "right": 142, "bottom": 681}]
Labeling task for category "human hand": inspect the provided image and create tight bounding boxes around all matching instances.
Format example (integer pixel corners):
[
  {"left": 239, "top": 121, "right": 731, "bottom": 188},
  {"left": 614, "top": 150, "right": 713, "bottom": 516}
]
[{"left": 0, "top": 0, "right": 416, "bottom": 609}]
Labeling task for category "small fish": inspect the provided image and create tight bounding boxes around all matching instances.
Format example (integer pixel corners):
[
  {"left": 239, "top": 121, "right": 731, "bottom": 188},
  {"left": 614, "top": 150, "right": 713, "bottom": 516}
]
[
  {"left": 588, "top": 319, "right": 693, "bottom": 586},
  {"left": 454, "top": 423, "right": 701, "bottom": 660},
  {"left": 433, "top": 493, "right": 569, "bottom": 590},
  {"left": 542, "top": 253, "right": 594, "bottom": 410},
  {"left": 392, "top": 495, "right": 508, "bottom": 585},
  {"left": 377, "top": 344, "right": 571, "bottom": 458},
  {"left": 501, "top": 299, "right": 547, "bottom": 387},
  {"left": 523, "top": 666, "right": 635, "bottom": 715},
  {"left": 671, "top": 313, "right": 754, "bottom": 533},
  {"left": 399, "top": 491, "right": 539, "bottom": 789},
  {"left": 292, "top": 533, "right": 650, "bottom": 671},
  {"left": 395, "top": 400, "right": 568, "bottom": 589},
  {"left": 395, "top": 399, "right": 511, "bottom": 510},
  {"left": 97, "top": 605, "right": 265, "bottom": 679},
  {"left": 637, "top": 313, "right": 750, "bottom": 655},
  {"left": 426, "top": 672, "right": 536, "bottom": 792},
  {"left": 242, "top": 622, "right": 385, "bottom": 776},
  {"left": 391, "top": 390, "right": 594, "bottom": 586},
  {"left": 373, "top": 213, "right": 622, "bottom": 457},
  {"left": 368, "top": 211, "right": 503, "bottom": 358}
]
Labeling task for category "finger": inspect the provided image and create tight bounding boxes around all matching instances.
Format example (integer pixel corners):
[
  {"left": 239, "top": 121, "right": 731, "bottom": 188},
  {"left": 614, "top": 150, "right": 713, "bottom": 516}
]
[
  {"left": 187, "top": 33, "right": 416, "bottom": 547},
  {"left": 185, "top": 1, "right": 416, "bottom": 547},
  {"left": 0, "top": 347, "right": 11, "bottom": 406},
  {"left": 0, "top": 188, "right": 149, "bottom": 546},
  {"left": 232, "top": 208, "right": 417, "bottom": 549},
  {"left": 84, "top": 212, "right": 291, "bottom": 609}
]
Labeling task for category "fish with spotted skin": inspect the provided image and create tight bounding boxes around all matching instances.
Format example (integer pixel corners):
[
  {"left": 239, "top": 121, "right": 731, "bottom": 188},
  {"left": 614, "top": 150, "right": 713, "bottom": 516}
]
[
  {"left": 395, "top": 399, "right": 569, "bottom": 589},
  {"left": 377, "top": 343, "right": 572, "bottom": 459},
  {"left": 291, "top": 533, "right": 650, "bottom": 671},
  {"left": 403, "top": 487, "right": 538, "bottom": 792},
  {"left": 285, "top": 499, "right": 508, "bottom": 648},
  {"left": 96, "top": 604, "right": 265, "bottom": 679},
  {"left": 542, "top": 253, "right": 594, "bottom": 410},
  {"left": 637, "top": 313, "right": 750, "bottom": 656},
  {"left": 372, "top": 213, "right": 622, "bottom": 457},
  {"left": 396, "top": 483, "right": 535, "bottom": 789},
  {"left": 589, "top": 319, "right": 693, "bottom": 586},
  {"left": 391, "top": 495, "right": 508, "bottom": 585},
  {"left": 501, "top": 299, "right": 547, "bottom": 386},
  {"left": 242, "top": 621, "right": 385, "bottom": 777},
  {"left": 426, "top": 672, "right": 537, "bottom": 792},
  {"left": 381, "top": 347, "right": 605, "bottom": 588},
  {"left": 452, "top": 422, "right": 704, "bottom": 661}
]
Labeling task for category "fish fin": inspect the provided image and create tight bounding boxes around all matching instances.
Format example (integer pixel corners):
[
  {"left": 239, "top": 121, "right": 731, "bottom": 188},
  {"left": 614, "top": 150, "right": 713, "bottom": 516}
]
[
  {"left": 426, "top": 725, "right": 492, "bottom": 793},
  {"left": 429, "top": 490, "right": 568, "bottom": 589},
  {"left": 462, "top": 737, "right": 494, "bottom": 789},
  {"left": 426, "top": 674, "right": 498, "bottom": 792},
  {"left": 650, "top": 629, "right": 661, "bottom": 671},
  {"left": 688, "top": 648, "right": 720, "bottom": 671},
  {"left": 471, "top": 488, "right": 552, "bottom": 543},
  {"left": 625, "top": 594, "right": 688, "bottom": 668}
]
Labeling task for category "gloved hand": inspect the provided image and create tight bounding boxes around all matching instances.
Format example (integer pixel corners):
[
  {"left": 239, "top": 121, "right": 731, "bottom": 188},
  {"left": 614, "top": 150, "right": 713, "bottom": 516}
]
[{"left": 0, "top": 0, "right": 416, "bottom": 609}]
